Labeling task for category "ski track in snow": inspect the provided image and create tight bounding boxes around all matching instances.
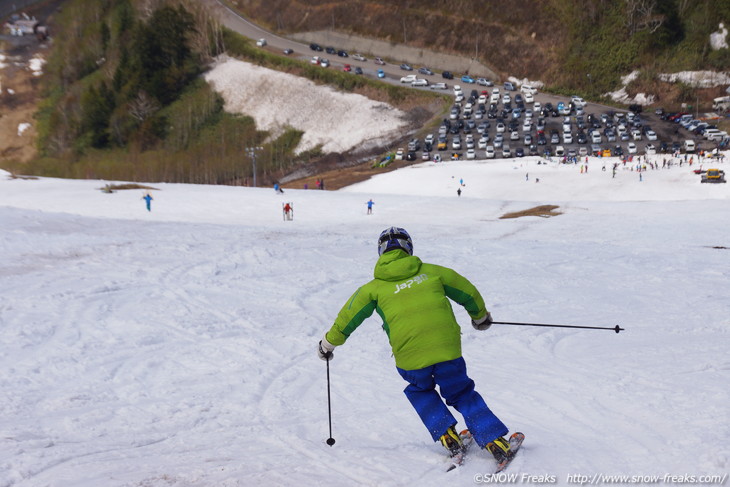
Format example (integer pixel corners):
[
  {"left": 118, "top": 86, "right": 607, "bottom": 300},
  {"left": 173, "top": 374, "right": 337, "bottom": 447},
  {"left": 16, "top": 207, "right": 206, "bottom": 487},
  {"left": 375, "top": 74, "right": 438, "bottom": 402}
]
[{"left": 0, "top": 156, "right": 729, "bottom": 486}]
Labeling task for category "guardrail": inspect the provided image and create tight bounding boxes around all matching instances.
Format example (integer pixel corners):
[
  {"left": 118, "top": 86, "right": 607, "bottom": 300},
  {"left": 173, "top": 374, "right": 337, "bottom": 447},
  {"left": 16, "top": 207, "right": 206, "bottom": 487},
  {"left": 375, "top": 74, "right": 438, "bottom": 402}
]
[{"left": 0, "top": 0, "right": 46, "bottom": 22}]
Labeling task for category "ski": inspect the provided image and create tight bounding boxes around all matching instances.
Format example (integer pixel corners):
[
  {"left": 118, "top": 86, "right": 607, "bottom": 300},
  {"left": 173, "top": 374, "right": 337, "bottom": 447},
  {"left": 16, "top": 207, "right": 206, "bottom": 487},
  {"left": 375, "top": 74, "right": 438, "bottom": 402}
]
[
  {"left": 494, "top": 432, "right": 525, "bottom": 473},
  {"left": 446, "top": 429, "right": 474, "bottom": 472}
]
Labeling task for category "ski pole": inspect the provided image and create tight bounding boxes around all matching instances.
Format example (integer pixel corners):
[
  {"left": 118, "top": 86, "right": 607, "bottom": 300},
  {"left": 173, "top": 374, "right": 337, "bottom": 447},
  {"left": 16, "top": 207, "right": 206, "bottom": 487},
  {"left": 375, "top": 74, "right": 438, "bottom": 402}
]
[
  {"left": 492, "top": 321, "right": 624, "bottom": 333},
  {"left": 325, "top": 357, "right": 336, "bottom": 446}
]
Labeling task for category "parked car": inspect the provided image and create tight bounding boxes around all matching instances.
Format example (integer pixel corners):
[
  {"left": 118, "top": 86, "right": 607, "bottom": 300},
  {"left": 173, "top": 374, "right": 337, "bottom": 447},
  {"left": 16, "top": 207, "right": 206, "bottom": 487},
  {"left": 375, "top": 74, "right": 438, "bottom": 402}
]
[
  {"left": 283, "top": 48, "right": 294, "bottom": 55},
  {"left": 466, "top": 148, "right": 476, "bottom": 159},
  {"left": 377, "top": 69, "right": 385, "bottom": 78},
  {"left": 400, "top": 74, "right": 417, "bottom": 83},
  {"left": 337, "top": 50, "right": 348, "bottom": 57},
  {"left": 319, "top": 58, "right": 330, "bottom": 68},
  {"left": 442, "top": 71, "right": 454, "bottom": 79},
  {"left": 354, "top": 66, "right": 363, "bottom": 75},
  {"left": 411, "top": 78, "right": 429, "bottom": 87},
  {"left": 485, "top": 146, "right": 495, "bottom": 158},
  {"left": 374, "top": 57, "right": 386, "bottom": 65},
  {"left": 352, "top": 53, "right": 367, "bottom": 62},
  {"left": 418, "top": 67, "right": 434, "bottom": 76},
  {"left": 627, "top": 142, "right": 638, "bottom": 154},
  {"left": 430, "top": 82, "right": 448, "bottom": 90},
  {"left": 504, "top": 81, "right": 516, "bottom": 91},
  {"left": 461, "top": 75, "right": 475, "bottom": 84},
  {"left": 309, "top": 43, "right": 323, "bottom": 51},
  {"left": 400, "top": 63, "right": 413, "bottom": 71},
  {"left": 476, "top": 78, "right": 493, "bottom": 86},
  {"left": 343, "top": 64, "right": 352, "bottom": 72},
  {"left": 256, "top": 38, "right": 267, "bottom": 47},
  {"left": 325, "top": 46, "right": 336, "bottom": 54}
]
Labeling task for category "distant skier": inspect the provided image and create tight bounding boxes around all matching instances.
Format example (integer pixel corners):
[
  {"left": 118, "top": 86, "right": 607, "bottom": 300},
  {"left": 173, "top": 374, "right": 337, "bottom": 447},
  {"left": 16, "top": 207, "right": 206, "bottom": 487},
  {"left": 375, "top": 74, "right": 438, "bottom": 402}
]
[
  {"left": 274, "top": 183, "right": 284, "bottom": 194},
  {"left": 142, "top": 192, "right": 153, "bottom": 212},
  {"left": 283, "top": 202, "right": 293, "bottom": 220},
  {"left": 366, "top": 199, "right": 375, "bottom": 214},
  {"left": 317, "top": 227, "right": 515, "bottom": 464},
  {"left": 457, "top": 187, "right": 462, "bottom": 197}
]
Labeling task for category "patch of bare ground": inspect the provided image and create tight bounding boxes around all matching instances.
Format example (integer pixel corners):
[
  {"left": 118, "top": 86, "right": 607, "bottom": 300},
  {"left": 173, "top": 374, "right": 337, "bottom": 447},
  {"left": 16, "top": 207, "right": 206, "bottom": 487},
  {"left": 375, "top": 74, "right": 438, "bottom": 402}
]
[
  {"left": 100, "top": 183, "right": 160, "bottom": 193},
  {"left": 500, "top": 205, "right": 561, "bottom": 219}
]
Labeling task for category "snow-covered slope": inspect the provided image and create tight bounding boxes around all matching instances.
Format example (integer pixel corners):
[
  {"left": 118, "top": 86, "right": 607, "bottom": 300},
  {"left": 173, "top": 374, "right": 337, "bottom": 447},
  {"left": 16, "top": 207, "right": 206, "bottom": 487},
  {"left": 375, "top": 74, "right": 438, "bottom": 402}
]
[{"left": 0, "top": 156, "right": 728, "bottom": 487}]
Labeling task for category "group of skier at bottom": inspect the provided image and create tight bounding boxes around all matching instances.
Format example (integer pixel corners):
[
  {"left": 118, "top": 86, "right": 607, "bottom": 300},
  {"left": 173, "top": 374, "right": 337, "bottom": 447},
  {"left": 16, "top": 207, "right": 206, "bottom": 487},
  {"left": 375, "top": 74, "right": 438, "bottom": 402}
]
[{"left": 317, "top": 226, "right": 521, "bottom": 469}]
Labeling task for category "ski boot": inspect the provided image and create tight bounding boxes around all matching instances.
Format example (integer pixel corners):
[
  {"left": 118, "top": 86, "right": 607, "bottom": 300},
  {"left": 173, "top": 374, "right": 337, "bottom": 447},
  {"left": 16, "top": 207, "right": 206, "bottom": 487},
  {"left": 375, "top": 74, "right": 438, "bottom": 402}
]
[
  {"left": 486, "top": 436, "right": 511, "bottom": 463},
  {"left": 439, "top": 426, "right": 465, "bottom": 457}
]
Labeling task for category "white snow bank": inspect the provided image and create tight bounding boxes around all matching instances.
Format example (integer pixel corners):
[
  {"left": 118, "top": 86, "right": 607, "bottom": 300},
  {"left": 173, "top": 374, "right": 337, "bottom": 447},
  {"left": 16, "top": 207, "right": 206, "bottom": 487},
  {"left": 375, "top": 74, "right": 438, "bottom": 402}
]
[
  {"left": 658, "top": 70, "right": 730, "bottom": 88},
  {"left": 28, "top": 55, "right": 46, "bottom": 76},
  {"left": 710, "top": 23, "right": 728, "bottom": 50},
  {"left": 607, "top": 69, "right": 730, "bottom": 105},
  {"left": 204, "top": 57, "right": 408, "bottom": 154},
  {"left": 17, "top": 122, "right": 31, "bottom": 136}
]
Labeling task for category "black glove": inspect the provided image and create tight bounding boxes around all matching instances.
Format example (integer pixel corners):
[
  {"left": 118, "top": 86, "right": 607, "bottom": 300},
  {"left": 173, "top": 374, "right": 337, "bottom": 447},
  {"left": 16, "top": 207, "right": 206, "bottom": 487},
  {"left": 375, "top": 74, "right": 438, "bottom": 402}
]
[
  {"left": 318, "top": 337, "right": 335, "bottom": 361},
  {"left": 472, "top": 312, "right": 493, "bottom": 331}
]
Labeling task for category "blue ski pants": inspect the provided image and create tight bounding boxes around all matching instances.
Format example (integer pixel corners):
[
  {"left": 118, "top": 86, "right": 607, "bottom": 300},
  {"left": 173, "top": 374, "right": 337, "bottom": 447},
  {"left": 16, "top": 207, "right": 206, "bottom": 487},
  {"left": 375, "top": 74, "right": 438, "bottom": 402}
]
[{"left": 396, "top": 357, "right": 508, "bottom": 448}]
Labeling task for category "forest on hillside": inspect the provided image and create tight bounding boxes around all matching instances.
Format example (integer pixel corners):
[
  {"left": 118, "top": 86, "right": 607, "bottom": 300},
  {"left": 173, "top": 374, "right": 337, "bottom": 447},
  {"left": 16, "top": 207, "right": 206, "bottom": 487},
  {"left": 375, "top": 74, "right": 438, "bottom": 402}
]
[
  {"left": 231, "top": 0, "right": 730, "bottom": 95},
  {"left": 12, "top": 0, "right": 430, "bottom": 184}
]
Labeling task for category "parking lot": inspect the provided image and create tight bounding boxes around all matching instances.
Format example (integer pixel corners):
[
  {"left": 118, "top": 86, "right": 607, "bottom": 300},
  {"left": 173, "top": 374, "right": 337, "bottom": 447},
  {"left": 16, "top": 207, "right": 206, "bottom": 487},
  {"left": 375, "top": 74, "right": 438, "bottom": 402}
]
[
  {"left": 391, "top": 81, "right": 723, "bottom": 162},
  {"left": 299, "top": 44, "right": 724, "bottom": 162}
]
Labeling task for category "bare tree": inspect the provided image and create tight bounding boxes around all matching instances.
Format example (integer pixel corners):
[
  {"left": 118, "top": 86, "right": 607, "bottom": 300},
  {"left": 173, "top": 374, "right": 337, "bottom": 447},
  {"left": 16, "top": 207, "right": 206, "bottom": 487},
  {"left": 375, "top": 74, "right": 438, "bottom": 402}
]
[
  {"left": 625, "top": 0, "right": 664, "bottom": 35},
  {"left": 128, "top": 91, "right": 160, "bottom": 122}
]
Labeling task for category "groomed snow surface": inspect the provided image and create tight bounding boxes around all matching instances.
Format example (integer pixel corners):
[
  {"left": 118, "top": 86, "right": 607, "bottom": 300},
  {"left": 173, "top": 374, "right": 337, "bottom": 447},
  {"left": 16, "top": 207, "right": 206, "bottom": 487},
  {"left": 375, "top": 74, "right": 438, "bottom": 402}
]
[{"left": 1, "top": 155, "right": 729, "bottom": 487}]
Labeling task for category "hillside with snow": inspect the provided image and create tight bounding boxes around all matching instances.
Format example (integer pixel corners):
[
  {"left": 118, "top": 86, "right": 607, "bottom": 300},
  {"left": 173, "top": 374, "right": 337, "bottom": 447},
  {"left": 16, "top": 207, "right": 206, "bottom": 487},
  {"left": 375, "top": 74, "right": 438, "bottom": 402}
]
[
  {"left": 203, "top": 57, "right": 409, "bottom": 154},
  {"left": 0, "top": 153, "right": 728, "bottom": 486}
]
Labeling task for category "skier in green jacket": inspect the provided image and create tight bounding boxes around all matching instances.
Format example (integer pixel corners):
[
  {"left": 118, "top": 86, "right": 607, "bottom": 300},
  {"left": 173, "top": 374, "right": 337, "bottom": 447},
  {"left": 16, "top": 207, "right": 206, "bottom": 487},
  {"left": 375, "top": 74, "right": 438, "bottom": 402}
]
[{"left": 317, "top": 226, "right": 513, "bottom": 463}]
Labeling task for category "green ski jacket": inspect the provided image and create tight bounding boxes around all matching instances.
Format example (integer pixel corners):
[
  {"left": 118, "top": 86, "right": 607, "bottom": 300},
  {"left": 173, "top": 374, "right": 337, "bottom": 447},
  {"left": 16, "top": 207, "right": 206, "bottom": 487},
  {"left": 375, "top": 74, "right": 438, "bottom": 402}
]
[{"left": 325, "top": 249, "right": 488, "bottom": 370}]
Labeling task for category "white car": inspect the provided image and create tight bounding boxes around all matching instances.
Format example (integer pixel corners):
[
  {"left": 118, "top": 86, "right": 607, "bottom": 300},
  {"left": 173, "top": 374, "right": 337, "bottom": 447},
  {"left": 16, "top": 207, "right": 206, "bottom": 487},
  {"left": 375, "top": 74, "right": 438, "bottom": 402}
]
[
  {"left": 395, "top": 148, "right": 405, "bottom": 160},
  {"left": 310, "top": 56, "right": 320, "bottom": 64},
  {"left": 485, "top": 146, "right": 495, "bottom": 158},
  {"left": 478, "top": 136, "right": 488, "bottom": 149},
  {"left": 645, "top": 129, "right": 658, "bottom": 141},
  {"left": 320, "top": 58, "right": 330, "bottom": 67},
  {"left": 256, "top": 38, "right": 267, "bottom": 47},
  {"left": 466, "top": 148, "right": 476, "bottom": 160},
  {"left": 631, "top": 129, "right": 642, "bottom": 141},
  {"left": 411, "top": 78, "right": 429, "bottom": 87},
  {"left": 591, "top": 131, "right": 602, "bottom": 144},
  {"left": 533, "top": 102, "right": 542, "bottom": 111},
  {"left": 352, "top": 53, "right": 367, "bottom": 62},
  {"left": 524, "top": 92, "right": 534, "bottom": 104},
  {"left": 563, "top": 132, "right": 573, "bottom": 144},
  {"left": 571, "top": 96, "right": 586, "bottom": 108},
  {"left": 400, "top": 74, "right": 417, "bottom": 83},
  {"left": 627, "top": 142, "right": 637, "bottom": 154},
  {"left": 430, "top": 82, "right": 448, "bottom": 90},
  {"left": 645, "top": 143, "right": 656, "bottom": 155}
]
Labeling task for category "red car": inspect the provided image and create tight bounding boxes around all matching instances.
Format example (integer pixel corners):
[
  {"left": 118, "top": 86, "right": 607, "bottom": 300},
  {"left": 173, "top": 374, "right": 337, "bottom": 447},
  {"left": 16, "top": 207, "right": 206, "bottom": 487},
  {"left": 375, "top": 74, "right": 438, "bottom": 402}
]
[{"left": 343, "top": 64, "right": 352, "bottom": 72}]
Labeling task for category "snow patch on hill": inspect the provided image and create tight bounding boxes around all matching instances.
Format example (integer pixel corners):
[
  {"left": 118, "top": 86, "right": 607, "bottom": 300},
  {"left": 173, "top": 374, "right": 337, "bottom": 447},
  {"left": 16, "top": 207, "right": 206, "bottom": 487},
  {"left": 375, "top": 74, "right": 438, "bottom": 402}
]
[{"left": 204, "top": 56, "right": 409, "bottom": 154}]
